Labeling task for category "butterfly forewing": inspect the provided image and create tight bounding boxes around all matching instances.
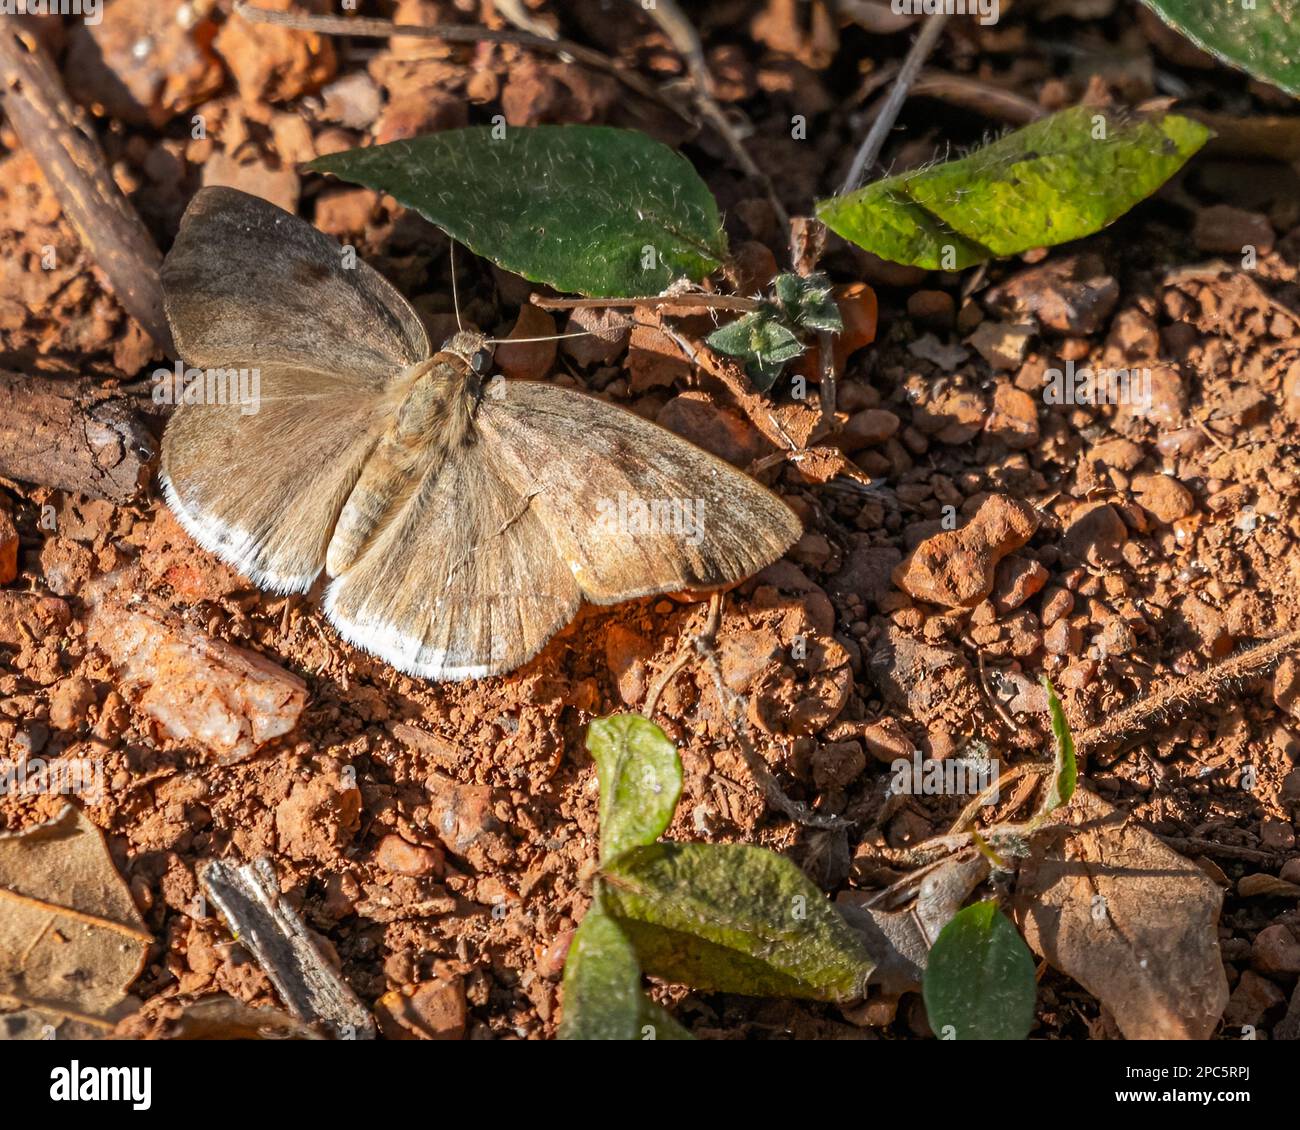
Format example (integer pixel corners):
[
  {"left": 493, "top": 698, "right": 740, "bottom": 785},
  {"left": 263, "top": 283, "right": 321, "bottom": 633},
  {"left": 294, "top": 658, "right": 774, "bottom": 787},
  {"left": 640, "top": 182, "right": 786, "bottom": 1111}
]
[
  {"left": 161, "top": 186, "right": 428, "bottom": 380},
  {"left": 477, "top": 381, "right": 802, "bottom": 603}
]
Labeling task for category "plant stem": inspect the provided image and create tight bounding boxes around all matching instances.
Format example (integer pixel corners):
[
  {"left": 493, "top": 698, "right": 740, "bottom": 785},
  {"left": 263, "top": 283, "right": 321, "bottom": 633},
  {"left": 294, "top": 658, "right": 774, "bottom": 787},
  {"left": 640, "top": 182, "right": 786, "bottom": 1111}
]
[{"left": 838, "top": 13, "right": 951, "bottom": 196}]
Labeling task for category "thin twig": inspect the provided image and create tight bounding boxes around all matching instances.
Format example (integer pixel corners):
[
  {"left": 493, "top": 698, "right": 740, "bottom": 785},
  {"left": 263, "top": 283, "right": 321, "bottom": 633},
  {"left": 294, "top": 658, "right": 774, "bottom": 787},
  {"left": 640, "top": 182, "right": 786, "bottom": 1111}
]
[
  {"left": 1081, "top": 630, "right": 1300, "bottom": 766},
  {"left": 838, "top": 13, "right": 951, "bottom": 196},
  {"left": 0, "top": 27, "right": 172, "bottom": 353},
  {"left": 233, "top": 2, "right": 690, "bottom": 121}
]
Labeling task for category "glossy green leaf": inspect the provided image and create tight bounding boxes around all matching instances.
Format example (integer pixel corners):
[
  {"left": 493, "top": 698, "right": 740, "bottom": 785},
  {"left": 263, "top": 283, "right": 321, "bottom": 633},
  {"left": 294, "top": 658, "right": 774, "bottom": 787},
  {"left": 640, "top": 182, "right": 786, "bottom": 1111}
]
[
  {"left": 586, "top": 715, "right": 683, "bottom": 863},
  {"left": 817, "top": 107, "right": 1210, "bottom": 269},
  {"left": 923, "top": 901, "right": 1036, "bottom": 1041},
  {"left": 601, "top": 842, "right": 875, "bottom": 1001},
  {"left": 1041, "top": 677, "right": 1077, "bottom": 816},
  {"left": 1142, "top": 1, "right": 1300, "bottom": 97},
  {"left": 308, "top": 125, "right": 727, "bottom": 297}
]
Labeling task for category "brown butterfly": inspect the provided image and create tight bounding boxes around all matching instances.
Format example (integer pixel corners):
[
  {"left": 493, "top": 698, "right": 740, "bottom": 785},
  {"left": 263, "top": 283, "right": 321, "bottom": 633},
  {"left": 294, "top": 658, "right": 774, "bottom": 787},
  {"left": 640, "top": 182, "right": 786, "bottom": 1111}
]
[{"left": 159, "top": 187, "right": 800, "bottom": 679}]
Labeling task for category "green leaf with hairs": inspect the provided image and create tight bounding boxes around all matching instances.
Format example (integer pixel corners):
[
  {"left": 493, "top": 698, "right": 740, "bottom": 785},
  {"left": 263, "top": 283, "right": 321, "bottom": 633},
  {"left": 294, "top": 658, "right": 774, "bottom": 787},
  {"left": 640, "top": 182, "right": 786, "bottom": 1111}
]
[
  {"left": 601, "top": 842, "right": 874, "bottom": 1001},
  {"left": 558, "top": 911, "right": 692, "bottom": 1040},
  {"left": 1142, "top": 1, "right": 1300, "bottom": 98},
  {"left": 817, "top": 107, "right": 1209, "bottom": 268},
  {"left": 587, "top": 715, "right": 682, "bottom": 864},
  {"left": 923, "top": 901, "right": 1036, "bottom": 1040},
  {"left": 309, "top": 125, "right": 726, "bottom": 297}
]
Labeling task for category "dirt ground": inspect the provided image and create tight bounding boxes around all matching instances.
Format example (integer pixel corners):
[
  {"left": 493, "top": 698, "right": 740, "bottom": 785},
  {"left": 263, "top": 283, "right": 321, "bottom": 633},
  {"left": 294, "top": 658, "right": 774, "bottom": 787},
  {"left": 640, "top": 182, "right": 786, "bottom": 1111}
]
[{"left": 2, "top": 0, "right": 1300, "bottom": 1040}]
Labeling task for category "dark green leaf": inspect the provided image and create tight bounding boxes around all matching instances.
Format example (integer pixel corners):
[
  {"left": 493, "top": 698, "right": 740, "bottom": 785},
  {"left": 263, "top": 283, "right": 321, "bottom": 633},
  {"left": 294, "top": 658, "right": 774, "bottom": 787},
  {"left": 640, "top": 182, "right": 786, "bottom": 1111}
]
[
  {"left": 308, "top": 125, "right": 727, "bottom": 297},
  {"left": 601, "top": 842, "right": 874, "bottom": 1001},
  {"left": 817, "top": 107, "right": 1209, "bottom": 268},
  {"left": 1041, "top": 677, "right": 1077, "bottom": 816},
  {"left": 1142, "top": 1, "right": 1300, "bottom": 97},
  {"left": 556, "top": 912, "right": 643, "bottom": 1040},
  {"left": 923, "top": 901, "right": 1036, "bottom": 1041},
  {"left": 706, "top": 311, "right": 805, "bottom": 392},
  {"left": 586, "top": 715, "right": 682, "bottom": 863}
]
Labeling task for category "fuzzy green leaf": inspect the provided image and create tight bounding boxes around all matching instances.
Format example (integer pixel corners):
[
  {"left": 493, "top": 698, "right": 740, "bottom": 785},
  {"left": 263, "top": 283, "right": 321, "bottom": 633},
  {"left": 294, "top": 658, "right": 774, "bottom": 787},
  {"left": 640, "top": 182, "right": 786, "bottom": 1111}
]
[
  {"left": 706, "top": 311, "right": 804, "bottom": 392},
  {"left": 923, "top": 901, "right": 1036, "bottom": 1040},
  {"left": 1142, "top": 1, "right": 1300, "bottom": 98},
  {"left": 586, "top": 715, "right": 683, "bottom": 863},
  {"left": 557, "top": 911, "right": 691, "bottom": 1040},
  {"left": 817, "top": 107, "right": 1210, "bottom": 268},
  {"left": 308, "top": 125, "right": 726, "bottom": 297},
  {"left": 601, "top": 842, "right": 875, "bottom": 1001}
]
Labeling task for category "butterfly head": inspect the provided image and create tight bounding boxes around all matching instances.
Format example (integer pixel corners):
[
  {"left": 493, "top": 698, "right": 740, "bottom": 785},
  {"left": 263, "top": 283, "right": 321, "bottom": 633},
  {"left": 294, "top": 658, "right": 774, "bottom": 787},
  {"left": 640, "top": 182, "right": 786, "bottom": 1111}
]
[{"left": 440, "top": 330, "right": 495, "bottom": 376}]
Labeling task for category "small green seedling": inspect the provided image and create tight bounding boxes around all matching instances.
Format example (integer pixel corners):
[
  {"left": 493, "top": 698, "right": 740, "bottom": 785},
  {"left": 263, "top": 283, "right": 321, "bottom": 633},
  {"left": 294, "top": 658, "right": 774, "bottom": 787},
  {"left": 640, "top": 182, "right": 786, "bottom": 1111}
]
[{"left": 557, "top": 714, "right": 875, "bottom": 1040}]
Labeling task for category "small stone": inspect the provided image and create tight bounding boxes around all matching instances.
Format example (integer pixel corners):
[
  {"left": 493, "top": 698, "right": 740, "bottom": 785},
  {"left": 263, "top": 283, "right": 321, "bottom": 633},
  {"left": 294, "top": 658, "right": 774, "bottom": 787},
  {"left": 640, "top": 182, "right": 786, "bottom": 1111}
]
[
  {"left": 376, "top": 977, "right": 467, "bottom": 1040},
  {"left": 1281, "top": 767, "right": 1300, "bottom": 802},
  {"left": 604, "top": 624, "right": 654, "bottom": 707},
  {"left": 626, "top": 323, "right": 691, "bottom": 392},
  {"left": 893, "top": 495, "right": 1038, "bottom": 608},
  {"left": 214, "top": 0, "right": 336, "bottom": 103},
  {"left": 812, "top": 740, "right": 866, "bottom": 790},
  {"left": 373, "top": 92, "right": 468, "bottom": 144},
  {"left": 1061, "top": 503, "right": 1127, "bottom": 565},
  {"left": 1043, "top": 619, "right": 1080, "bottom": 656},
  {"left": 968, "top": 321, "right": 1033, "bottom": 371},
  {"left": 906, "top": 289, "right": 955, "bottom": 329},
  {"left": 424, "top": 772, "right": 512, "bottom": 868},
  {"left": 1095, "top": 619, "right": 1136, "bottom": 658},
  {"left": 495, "top": 306, "right": 557, "bottom": 382},
  {"left": 1193, "top": 204, "right": 1275, "bottom": 255},
  {"left": 991, "top": 555, "right": 1048, "bottom": 614},
  {"left": 657, "top": 392, "right": 771, "bottom": 467},
  {"left": 859, "top": 718, "right": 913, "bottom": 765},
  {"left": 1122, "top": 364, "right": 1186, "bottom": 428},
  {"left": 1274, "top": 656, "right": 1300, "bottom": 720},
  {"left": 839, "top": 408, "right": 901, "bottom": 452},
  {"left": 790, "top": 532, "right": 832, "bottom": 570},
  {"left": 319, "top": 72, "right": 382, "bottom": 129},
  {"left": 276, "top": 770, "right": 362, "bottom": 861},
  {"left": 1131, "top": 472, "right": 1194, "bottom": 524},
  {"left": 1252, "top": 924, "right": 1300, "bottom": 975},
  {"left": 202, "top": 150, "right": 300, "bottom": 214},
  {"left": 562, "top": 305, "right": 631, "bottom": 367},
  {"left": 49, "top": 675, "right": 95, "bottom": 732},
  {"left": 984, "top": 253, "right": 1119, "bottom": 335},
  {"left": 1260, "top": 818, "right": 1296, "bottom": 852},
  {"left": 829, "top": 539, "right": 901, "bottom": 607},
  {"left": 66, "top": 0, "right": 224, "bottom": 127},
  {"left": 374, "top": 834, "right": 444, "bottom": 878},
  {"left": 984, "top": 383, "right": 1039, "bottom": 449},
  {"left": 86, "top": 600, "right": 307, "bottom": 764},
  {"left": 1223, "top": 969, "right": 1285, "bottom": 1028},
  {"left": 1040, "top": 586, "right": 1074, "bottom": 627},
  {"left": 313, "top": 187, "right": 378, "bottom": 238},
  {"left": 1177, "top": 594, "right": 1233, "bottom": 659},
  {"left": 40, "top": 537, "right": 94, "bottom": 597}
]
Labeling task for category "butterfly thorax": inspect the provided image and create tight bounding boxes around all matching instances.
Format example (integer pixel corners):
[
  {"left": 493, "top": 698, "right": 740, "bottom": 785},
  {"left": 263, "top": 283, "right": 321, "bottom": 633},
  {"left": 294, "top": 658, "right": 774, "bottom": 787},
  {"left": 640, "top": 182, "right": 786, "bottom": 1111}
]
[{"left": 324, "top": 336, "right": 491, "bottom": 578}]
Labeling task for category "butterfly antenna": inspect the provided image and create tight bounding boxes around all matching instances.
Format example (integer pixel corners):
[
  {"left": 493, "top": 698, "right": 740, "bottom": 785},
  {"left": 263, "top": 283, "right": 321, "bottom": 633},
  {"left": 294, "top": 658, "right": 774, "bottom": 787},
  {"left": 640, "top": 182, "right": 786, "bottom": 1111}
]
[{"left": 449, "top": 241, "right": 464, "bottom": 331}]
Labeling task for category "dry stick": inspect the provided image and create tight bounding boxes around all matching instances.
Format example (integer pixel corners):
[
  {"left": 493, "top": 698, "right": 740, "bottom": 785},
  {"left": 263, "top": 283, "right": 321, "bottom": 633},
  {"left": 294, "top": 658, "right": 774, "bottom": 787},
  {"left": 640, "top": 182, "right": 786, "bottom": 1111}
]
[
  {"left": 0, "top": 371, "right": 157, "bottom": 504},
  {"left": 0, "top": 27, "right": 172, "bottom": 354},
  {"left": 534, "top": 294, "right": 762, "bottom": 314},
  {"left": 233, "top": 2, "right": 690, "bottom": 122},
  {"left": 838, "top": 12, "right": 951, "bottom": 196},
  {"left": 1080, "top": 629, "right": 1300, "bottom": 767},
  {"left": 633, "top": 0, "right": 792, "bottom": 239}
]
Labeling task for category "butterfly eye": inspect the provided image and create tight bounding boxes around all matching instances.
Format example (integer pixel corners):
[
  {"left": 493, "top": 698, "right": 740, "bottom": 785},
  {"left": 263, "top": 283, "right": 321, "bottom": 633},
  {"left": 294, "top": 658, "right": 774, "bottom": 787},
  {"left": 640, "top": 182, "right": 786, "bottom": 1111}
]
[{"left": 471, "top": 351, "right": 489, "bottom": 373}]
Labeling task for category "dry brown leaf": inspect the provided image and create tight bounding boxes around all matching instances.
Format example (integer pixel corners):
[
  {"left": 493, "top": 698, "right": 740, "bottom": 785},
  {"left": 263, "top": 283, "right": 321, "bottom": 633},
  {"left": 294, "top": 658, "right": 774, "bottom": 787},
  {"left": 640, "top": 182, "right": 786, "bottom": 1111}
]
[
  {"left": 0, "top": 805, "right": 151, "bottom": 1032},
  {"left": 1014, "top": 789, "right": 1228, "bottom": 1039},
  {"left": 114, "top": 995, "right": 325, "bottom": 1040}
]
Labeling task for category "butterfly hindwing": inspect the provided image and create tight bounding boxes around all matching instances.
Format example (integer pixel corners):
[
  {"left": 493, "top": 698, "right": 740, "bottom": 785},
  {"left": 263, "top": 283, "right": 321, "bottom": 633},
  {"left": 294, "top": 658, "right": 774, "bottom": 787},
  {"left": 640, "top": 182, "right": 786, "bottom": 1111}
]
[
  {"left": 323, "top": 436, "right": 582, "bottom": 679},
  {"left": 161, "top": 364, "right": 400, "bottom": 593}
]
